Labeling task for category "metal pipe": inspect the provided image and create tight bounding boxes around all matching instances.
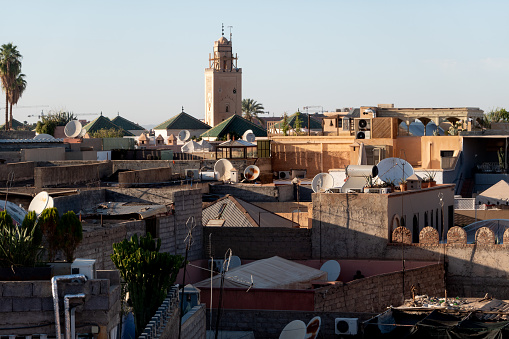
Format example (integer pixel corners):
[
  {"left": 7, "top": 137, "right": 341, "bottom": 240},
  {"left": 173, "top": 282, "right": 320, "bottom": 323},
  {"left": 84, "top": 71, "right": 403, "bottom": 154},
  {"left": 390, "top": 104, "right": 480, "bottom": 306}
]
[
  {"left": 65, "top": 293, "right": 85, "bottom": 339},
  {"left": 51, "top": 274, "right": 87, "bottom": 339}
]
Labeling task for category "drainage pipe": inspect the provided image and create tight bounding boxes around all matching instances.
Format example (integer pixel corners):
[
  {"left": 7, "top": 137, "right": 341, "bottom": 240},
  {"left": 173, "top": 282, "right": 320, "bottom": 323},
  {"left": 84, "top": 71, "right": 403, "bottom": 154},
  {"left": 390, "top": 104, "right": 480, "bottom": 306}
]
[
  {"left": 64, "top": 293, "right": 86, "bottom": 339},
  {"left": 51, "top": 275, "right": 87, "bottom": 339}
]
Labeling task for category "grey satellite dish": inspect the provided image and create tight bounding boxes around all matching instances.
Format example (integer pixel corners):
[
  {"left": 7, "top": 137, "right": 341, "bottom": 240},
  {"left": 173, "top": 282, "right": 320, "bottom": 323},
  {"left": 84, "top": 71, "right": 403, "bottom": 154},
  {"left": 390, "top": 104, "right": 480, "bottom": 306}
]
[
  {"left": 178, "top": 130, "right": 191, "bottom": 142},
  {"left": 376, "top": 157, "right": 415, "bottom": 184},
  {"left": 305, "top": 316, "right": 321, "bottom": 339},
  {"left": 242, "top": 130, "right": 256, "bottom": 143},
  {"left": 320, "top": 260, "right": 341, "bottom": 281},
  {"left": 64, "top": 120, "right": 83, "bottom": 138},
  {"left": 311, "top": 173, "right": 334, "bottom": 193},
  {"left": 28, "top": 191, "right": 52, "bottom": 215},
  {"left": 78, "top": 127, "right": 87, "bottom": 137},
  {"left": 228, "top": 256, "right": 242, "bottom": 270},
  {"left": 34, "top": 134, "right": 55, "bottom": 140},
  {"left": 244, "top": 165, "right": 260, "bottom": 181},
  {"left": 279, "top": 320, "right": 307, "bottom": 339},
  {"left": 214, "top": 158, "right": 233, "bottom": 182}
]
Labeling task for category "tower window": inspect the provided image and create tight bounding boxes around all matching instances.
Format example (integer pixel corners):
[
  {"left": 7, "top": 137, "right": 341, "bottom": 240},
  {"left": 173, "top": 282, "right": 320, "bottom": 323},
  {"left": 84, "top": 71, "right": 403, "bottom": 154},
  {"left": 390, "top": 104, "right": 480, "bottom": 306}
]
[{"left": 226, "top": 105, "right": 229, "bottom": 113}]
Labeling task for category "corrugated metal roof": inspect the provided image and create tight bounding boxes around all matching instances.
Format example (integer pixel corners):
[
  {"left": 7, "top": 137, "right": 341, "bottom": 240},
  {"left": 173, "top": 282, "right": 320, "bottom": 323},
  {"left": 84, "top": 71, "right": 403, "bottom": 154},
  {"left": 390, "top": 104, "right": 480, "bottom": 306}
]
[
  {"left": 194, "top": 256, "right": 327, "bottom": 289},
  {"left": 0, "top": 138, "right": 63, "bottom": 143}
]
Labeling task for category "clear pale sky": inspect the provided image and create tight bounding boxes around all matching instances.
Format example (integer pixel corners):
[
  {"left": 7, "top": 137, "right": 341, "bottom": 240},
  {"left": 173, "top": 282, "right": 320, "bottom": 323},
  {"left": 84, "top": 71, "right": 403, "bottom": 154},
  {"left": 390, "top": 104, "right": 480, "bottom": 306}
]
[{"left": 1, "top": 1, "right": 508, "bottom": 127}]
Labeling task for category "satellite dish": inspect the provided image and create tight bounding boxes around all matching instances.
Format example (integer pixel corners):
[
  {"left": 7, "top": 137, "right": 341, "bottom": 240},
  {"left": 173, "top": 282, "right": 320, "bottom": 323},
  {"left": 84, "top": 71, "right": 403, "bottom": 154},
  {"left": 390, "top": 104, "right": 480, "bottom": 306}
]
[
  {"left": 214, "top": 159, "right": 233, "bottom": 182},
  {"left": 0, "top": 200, "right": 28, "bottom": 226},
  {"left": 376, "top": 157, "right": 415, "bottom": 184},
  {"left": 311, "top": 173, "right": 334, "bottom": 193},
  {"left": 28, "top": 191, "right": 51, "bottom": 215},
  {"left": 320, "top": 260, "right": 341, "bottom": 281},
  {"left": 178, "top": 130, "right": 191, "bottom": 142},
  {"left": 305, "top": 316, "right": 321, "bottom": 339},
  {"left": 34, "top": 134, "right": 55, "bottom": 140},
  {"left": 78, "top": 127, "right": 87, "bottom": 137},
  {"left": 242, "top": 130, "right": 256, "bottom": 143},
  {"left": 279, "top": 320, "right": 307, "bottom": 339},
  {"left": 244, "top": 165, "right": 260, "bottom": 181},
  {"left": 228, "top": 256, "right": 241, "bottom": 270},
  {"left": 64, "top": 120, "right": 83, "bottom": 138}
]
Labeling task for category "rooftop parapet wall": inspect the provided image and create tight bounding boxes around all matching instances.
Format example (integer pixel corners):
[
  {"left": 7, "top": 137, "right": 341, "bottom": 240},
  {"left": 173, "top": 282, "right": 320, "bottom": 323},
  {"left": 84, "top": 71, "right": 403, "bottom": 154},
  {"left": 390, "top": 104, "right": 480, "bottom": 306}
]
[
  {"left": 0, "top": 161, "right": 34, "bottom": 183},
  {"left": 118, "top": 167, "right": 175, "bottom": 187},
  {"left": 209, "top": 183, "right": 294, "bottom": 202},
  {"left": 34, "top": 162, "right": 113, "bottom": 188},
  {"left": 0, "top": 271, "right": 121, "bottom": 336}
]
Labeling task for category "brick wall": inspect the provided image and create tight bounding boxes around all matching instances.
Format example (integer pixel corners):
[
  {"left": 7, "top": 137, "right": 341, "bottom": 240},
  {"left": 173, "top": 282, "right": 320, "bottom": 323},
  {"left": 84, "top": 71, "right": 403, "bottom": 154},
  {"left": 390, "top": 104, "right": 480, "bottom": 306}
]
[
  {"left": 0, "top": 161, "right": 34, "bottom": 182},
  {"left": 172, "top": 190, "right": 203, "bottom": 260},
  {"left": 0, "top": 271, "right": 121, "bottom": 336},
  {"left": 204, "top": 227, "right": 312, "bottom": 260},
  {"left": 209, "top": 183, "right": 294, "bottom": 202},
  {"left": 208, "top": 309, "right": 375, "bottom": 339},
  {"left": 74, "top": 220, "right": 146, "bottom": 270},
  {"left": 118, "top": 167, "right": 175, "bottom": 187},
  {"left": 181, "top": 304, "right": 206, "bottom": 339},
  {"left": 53, "top": 189, "right": 106, "bottom": 215},
  {"left": 314, "top": 263, "right": 445, "bottom": 313}
]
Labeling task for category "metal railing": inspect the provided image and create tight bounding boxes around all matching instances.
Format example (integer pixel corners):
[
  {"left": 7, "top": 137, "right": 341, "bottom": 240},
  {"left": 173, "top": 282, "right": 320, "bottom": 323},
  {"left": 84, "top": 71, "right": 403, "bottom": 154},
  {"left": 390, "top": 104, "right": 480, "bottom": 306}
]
[{"left": 454, "top": 198, "right": 486, "bottom": 210}]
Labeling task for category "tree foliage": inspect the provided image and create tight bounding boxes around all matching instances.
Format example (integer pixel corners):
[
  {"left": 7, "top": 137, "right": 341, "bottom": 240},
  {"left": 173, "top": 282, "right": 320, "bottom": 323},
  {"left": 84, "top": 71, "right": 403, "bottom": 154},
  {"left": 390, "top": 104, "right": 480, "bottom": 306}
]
[
  {"left": 242, "top": 98, "right": 265, "bottom": 125},
  {"left": 482, "top": 107, "right": 509, "bottom": 128},
  {"left": 111, "top": 234, "right": 184, "bottom": 336},
  {"left": 36, "top": 111, "right": 76, "bottom": 136},
  {"left": 90, "top": 127, "right": 126, "bottom": 138},
  {"left": 58, "top": 211, "right": 83, "bottom": 262},
  {"left": 281, "top": 112, "right": 289, "bottom": 136},
  {"left": 0, "top": 43, "right": 23, "bottom": 130},
  {"left": 294, "top": 111, "right": 303, "bottom": 135}
]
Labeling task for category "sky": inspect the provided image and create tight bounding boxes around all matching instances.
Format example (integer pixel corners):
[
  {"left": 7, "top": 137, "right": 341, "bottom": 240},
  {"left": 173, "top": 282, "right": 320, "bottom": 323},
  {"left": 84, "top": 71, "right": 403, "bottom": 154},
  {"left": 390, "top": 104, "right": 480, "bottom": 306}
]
[{"left": 1, "top": 1, "right": 508, "bottom": 128}]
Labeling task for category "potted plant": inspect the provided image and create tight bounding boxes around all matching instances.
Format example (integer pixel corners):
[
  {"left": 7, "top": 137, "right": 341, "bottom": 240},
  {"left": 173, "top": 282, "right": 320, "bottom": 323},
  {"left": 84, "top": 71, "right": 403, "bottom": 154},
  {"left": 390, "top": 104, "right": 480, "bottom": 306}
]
[
  {"left": 363, "top": 175, "right": 374, "bottom": 193},
  {"left": 39, "top": 207, "right": 60, "bottom": 262},
  {"left": 399, "top": 179, "right": 407, "bottom": 192},
  {"left": 0, "top": 211, "right": 51, "bottom": 280},
  {"left": 424, "top": 170, "right": 437, "bottom": 187}
]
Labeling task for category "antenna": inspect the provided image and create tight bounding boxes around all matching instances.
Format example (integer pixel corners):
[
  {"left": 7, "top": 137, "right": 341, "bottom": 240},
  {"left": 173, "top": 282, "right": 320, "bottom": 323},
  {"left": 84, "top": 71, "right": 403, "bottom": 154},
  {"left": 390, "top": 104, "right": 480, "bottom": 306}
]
[
  {"left": 376, "top": 157, "right": 414, "bottom": 184},
  {"left": 178, "top": 216, "right": 196, "bottom": 339},
  {"left": 227, "top": 25, "right": 233, "bottom": 41},
  {"left": 221, "top": 23, "right": 224, "bottom": 36}
]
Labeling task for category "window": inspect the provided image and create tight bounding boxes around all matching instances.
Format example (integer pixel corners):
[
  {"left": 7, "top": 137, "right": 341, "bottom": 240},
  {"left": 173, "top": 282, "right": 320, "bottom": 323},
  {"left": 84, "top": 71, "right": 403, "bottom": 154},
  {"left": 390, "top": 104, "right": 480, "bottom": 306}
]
[
  {"left": 257, "top": 140, "right": 270, "bottom": 158},
  {"left": 226, "top": 105, "right": 229, "bottom": 113},
  {"left": 412, "top": 214, "right": 419, "bottom": 243}
]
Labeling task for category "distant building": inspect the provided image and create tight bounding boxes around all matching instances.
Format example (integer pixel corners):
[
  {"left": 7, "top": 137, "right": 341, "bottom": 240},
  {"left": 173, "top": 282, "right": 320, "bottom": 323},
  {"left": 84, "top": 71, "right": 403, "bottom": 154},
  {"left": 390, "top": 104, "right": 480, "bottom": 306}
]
[
  {"left": 111, "top": 114, "right": 146, "bottom": 136},
  {"left": 200, "top": 114, "right": 267, "bottom": 141},
  {"left": 153, "top": 110, "right": 211, "bottom": 144},
  {"left": 204, "top": 31, "right": 242, "bottom": 127},
  {"left": 82, "top": 115, "right": 134, "bottom": 137}
]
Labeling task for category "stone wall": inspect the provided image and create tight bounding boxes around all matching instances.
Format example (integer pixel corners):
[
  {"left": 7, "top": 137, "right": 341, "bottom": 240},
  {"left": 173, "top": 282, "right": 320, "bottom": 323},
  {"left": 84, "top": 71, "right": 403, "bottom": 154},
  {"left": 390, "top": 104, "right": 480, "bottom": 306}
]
[
  {"left": 204, "top": 227, "right": 312, "bottom": 259},
  {"left": 22, "top": 147, "right": 66, "bottom": 162},
  {"left": 118, "top": 167, "right": 174, "bottom": 187},
  {"left": 53, "top": 189, "right": 106, "bottom": 215},
  {"left": 314, "top": 264, "right": 445, "bottom": 313},
  {"left": 181, "top": 304, "right": 206, "bottom": 339},
  {"left": 0, "top": 161, "right": 34, "bottom": 183},
  {"left": 0, "top": 271, "right": 121, "bottom": 336},
  {"left": 209, "top": 183, "right": 294, "bottom": 202},
  {"left": 0, "top": 130, "right": 35, "bottom": 139},
  {"left": 34, "top": 162, "right": 113, "bottom": 188}
]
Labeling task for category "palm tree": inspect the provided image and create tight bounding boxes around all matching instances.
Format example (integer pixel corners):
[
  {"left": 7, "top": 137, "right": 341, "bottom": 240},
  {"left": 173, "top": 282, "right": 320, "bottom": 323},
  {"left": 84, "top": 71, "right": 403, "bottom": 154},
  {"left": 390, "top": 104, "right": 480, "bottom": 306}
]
[
  {"left": 0, "top": 43, "right": 23, "bottom": 130},
  {"left": 242, "top": 98, "right": 265, "bottom": 125},
  {"left": 8, "top": 73, "right": 27, "bottom": 129}
]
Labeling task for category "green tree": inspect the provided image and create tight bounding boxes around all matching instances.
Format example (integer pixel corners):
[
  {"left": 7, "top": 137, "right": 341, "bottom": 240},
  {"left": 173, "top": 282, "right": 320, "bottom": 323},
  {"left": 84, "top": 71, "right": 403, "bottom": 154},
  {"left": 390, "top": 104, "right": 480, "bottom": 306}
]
[
  {"left": 58, "top": 211, "right": 83, "bottom": 262},
  {"left": 483, "top": 107, "right": 509, "bottom": 128},
  {"left": 242, "top": 98, "right": 265, "bottom": 125},
  {"left": 281, "top": 112, "right": 289, "bottom": 136},
  {"left": 294, "top": 111, "right": 303, "bottom": 135},
  {"left": 0, "top": 43, "right": 23, "bottom": 130},
  {"left": 36, "top": 110, "right": 76, "bottom": 136},
  {"left": 90, "top": 127, "right": 126, "bottom": 138},
  {"left": 111, "top": 234, "right": 184, "bottom": 336},
  {"left": 8, "top": 73, "right": 27, "bottom": 129}
]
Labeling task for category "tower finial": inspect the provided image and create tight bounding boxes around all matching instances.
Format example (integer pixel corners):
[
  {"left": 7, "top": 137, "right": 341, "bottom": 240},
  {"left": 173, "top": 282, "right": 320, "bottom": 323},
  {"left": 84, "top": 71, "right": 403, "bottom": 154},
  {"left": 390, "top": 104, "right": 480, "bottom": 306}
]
[
  {"left": 182, "top": 106, "right": 184, "bottom": 113},
  {"left": 222, "top": 23, "right": 224, "bottom": 36}
]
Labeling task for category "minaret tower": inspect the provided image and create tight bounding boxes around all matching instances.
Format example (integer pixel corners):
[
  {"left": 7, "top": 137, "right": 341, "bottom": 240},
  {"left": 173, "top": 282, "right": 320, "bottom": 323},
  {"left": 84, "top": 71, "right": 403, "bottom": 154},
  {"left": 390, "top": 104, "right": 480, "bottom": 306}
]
[{"left": 204, "top": 24, "right": 242, "bottom": 127}]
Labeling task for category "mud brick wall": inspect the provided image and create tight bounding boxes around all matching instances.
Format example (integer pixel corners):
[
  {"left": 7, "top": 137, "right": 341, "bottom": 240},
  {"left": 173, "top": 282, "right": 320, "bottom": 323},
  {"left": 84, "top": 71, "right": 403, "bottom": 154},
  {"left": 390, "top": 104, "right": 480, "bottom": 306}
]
[
  {"left": 204, "top": 227, "right": 312, "bottom": 260},
  {"left": 0, "top": 271, "right": 121, "bottom": 336},
  {"left": 171, "top": 189, "right": 203, "bottom": 260},
  {"left": 181, "top": 304, "right": 206, "bottom": 339},
  {"left": 34, "top": 162, "right": 113, "bottom": 188},
  {"left": 74, "top": 220, "right": 146, "bottom": 270},
  {"left": 53, "top": 189, "right": 106, "bottom": 215},
  {"left": 314, "top": 264, "right": 445, "bottom": 313},
  {"left": 0, "top": 161, "right": 34, "bottom": 182},
  {"left": 209, "top": 183, "right": 294, "bottom": 202},
  {"left": 118, "top": 167, "right": 174, "bottom": 187}
]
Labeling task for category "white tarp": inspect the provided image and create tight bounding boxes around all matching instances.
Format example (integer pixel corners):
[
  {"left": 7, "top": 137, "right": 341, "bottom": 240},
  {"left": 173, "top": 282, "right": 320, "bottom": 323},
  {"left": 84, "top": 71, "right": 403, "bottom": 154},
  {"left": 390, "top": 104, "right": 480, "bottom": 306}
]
[
  {"left": 197, "top": 140, "right": 213, "bottom": 151},
  {"left": 477, "top": 180, "right": 509, "bottom": 206},
  {"left": 194, "top": 256, "right": 327, "bottom": 290},
  {"left": 181, "top": 140, "right": 202, "bottom": 153}
]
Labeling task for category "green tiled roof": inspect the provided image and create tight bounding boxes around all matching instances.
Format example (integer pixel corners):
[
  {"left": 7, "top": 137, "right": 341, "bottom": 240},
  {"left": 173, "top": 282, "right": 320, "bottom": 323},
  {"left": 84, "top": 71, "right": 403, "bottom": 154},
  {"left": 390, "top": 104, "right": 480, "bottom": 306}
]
[
  {"left": 154, "top": 112, "right": 211, "bottom": 130},
  {"left": 200, "top": 114, "right": 267, "bottom": 138},
  {"left": 111, "top": 115, "right": 146, "bottom": 131},
  {"left": 83, "top": 115, "right": 134, "bottom": 136},
  {"left": 0, "top": 119, "right": 24, "bottom": 130},
  {"left": 273, "top": 112, "right": 322, "bottom": 129}
]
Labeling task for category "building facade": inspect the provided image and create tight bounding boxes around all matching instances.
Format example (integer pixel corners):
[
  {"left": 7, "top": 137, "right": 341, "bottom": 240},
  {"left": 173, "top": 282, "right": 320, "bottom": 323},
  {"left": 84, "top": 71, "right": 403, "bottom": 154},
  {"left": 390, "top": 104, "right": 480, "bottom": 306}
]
[{"left": 204, "top": 33, "right": 242, "bottom": 127}]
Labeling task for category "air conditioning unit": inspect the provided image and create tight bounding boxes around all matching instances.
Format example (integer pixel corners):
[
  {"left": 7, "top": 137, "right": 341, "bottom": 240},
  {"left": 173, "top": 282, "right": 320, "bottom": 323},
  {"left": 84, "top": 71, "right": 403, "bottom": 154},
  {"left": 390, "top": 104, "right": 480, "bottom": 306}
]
[
  {"left": 335, "top": 318, "right": 358, "bottom": 335},
  {"left": 356, "top": 118, "right": 371, "bottom": 130},
  {"left": 71, "top": 258, "right": 97, "bottom": 280},
  {"left": 208, "top": 259, "right": 225, "bottom": 273},
  {"left": 291, "top": 169, "right": 307, "bottom": 179},
  {"left": 356, "top": 130, "right": 371, "bottom": 139},
  {"left": 185, "top": 169, "right": 199, "bottom": 179},
  {"left": 278, "top": 171, "right": 291, "bottom": 179}
]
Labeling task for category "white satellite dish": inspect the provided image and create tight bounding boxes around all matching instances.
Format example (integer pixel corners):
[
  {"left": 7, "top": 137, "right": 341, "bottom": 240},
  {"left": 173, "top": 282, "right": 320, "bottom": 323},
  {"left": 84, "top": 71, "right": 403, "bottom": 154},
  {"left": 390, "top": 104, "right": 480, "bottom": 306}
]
[
  {"left": 34, "top": 134, "right": 55, "bottom": 140},
  {"left": 178, "top": 130, "right": 191, "bottom": 142},
  {"left": 64, "top": 120, "right": 83, "bottom": 138},
  {"left": 320, "top": 260, "right": 341, "bottom": 281},
  {"left": 228, "top": 256, "right": 242, "bottom": 270},
  {"left": 242, "top": 130, "right": 256, "bottom": 143},
  {"left": 311, "top": 173, "right": 335, "bottom": 193},
  {"left": 305, "top": 316, "right": 321, "bottom": 339},
  {"left": 28, "top": 191, "right": 52, "bottom": 215},
  {"left": 376, "top": 157, "right": 415, "bottom": 184},
  {"left": 279, "top": 320, "right": 307, "bottom": 339},
  {"left": 78, "top": 127, "right": 87, "bottom": 137},
  {"left": 214, "top": 158, "right": 233, "bottom": 182},
  {"left": 244, "top": 165, "right": 260, "bottom": 181}
]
